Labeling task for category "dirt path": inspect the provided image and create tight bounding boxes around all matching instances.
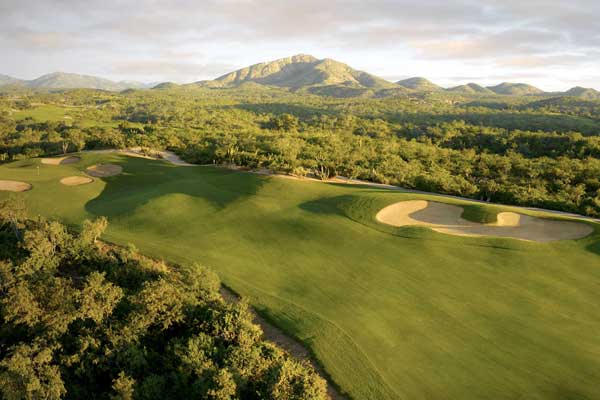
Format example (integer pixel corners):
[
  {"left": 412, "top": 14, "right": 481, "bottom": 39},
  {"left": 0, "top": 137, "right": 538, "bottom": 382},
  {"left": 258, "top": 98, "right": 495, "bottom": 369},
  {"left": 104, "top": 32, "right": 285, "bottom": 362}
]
[
  {"left": 376, "top": 200, "right": 594, "bottom": 242},
  {"left": 220, "top": 288, "right": 346, "bottom": 400}
]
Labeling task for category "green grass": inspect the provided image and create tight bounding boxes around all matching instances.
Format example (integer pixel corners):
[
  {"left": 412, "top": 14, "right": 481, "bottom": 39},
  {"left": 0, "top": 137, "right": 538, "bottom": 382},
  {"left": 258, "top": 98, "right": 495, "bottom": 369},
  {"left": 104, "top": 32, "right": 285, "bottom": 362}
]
[
  {"left": 10, "top": 104, "right": 119, "bottom": 128},
  {"left": 1, "top": 153, "right": 600, "bottom": 400},
  {"left": 12, "top": 104, "right": 74, "bottom": 122}
]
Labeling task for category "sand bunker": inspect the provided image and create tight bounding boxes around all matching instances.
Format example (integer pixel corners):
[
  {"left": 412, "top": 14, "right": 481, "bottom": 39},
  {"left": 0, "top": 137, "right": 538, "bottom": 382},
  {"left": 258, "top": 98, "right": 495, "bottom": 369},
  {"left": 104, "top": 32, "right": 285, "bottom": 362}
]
[
  {"left": 60, "top": 176, "right": 94, "bottom": 186},
  {"left": 41, "top": 156, "right": 80, "bottom": 165},
  {"left": 376, "top": 200, "right": 594, "bottom": 242},
  {"left": 0, "top": 180, "right": 32, "bottom": 192},
  {"left": 85, "top": 164, "right": 123, "bottom": 177}
]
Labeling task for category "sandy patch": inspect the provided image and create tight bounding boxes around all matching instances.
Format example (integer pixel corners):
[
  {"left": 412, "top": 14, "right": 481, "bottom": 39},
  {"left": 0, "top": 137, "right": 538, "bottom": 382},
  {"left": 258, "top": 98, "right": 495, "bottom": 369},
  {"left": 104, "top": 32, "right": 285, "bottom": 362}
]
[
  {"left": 0, "top": 180, "right": 32, "bottom": 192},
  {"left": 41, "top": 156, "right": 81, "bottom": 165},
  {"left": 376, "top": 200, "right": 593, "bottom": 242},
  {"left": 60, "top": 176, "right": 94, "bottom": 186},
  {"left": 85, "top": 164, "right": 123, "bottom": 177}
]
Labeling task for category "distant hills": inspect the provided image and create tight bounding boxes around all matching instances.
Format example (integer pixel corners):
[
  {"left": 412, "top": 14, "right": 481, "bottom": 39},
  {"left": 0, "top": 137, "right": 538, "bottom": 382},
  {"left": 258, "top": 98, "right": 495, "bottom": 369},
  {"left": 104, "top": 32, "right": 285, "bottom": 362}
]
[
  {"left": 1, "top": 55, "right": 599, "bottom": 99},
  {"left": 486, "top": 82, "right": 544, "bottom": 96},
  {"left": 0, "top": 74, "right": 21, "bottom": 86},
  {"left": 397, "top": 77, "right": 442, "bottom": 92},
  {"left": 562, "top": 86, "right": 600, "bottom": 100},
  {"left": 447, "top": 83, "right": 495, "bottom": 95},
  {"left": 0, "top": 72, "right": 153, "bottom": 91}
]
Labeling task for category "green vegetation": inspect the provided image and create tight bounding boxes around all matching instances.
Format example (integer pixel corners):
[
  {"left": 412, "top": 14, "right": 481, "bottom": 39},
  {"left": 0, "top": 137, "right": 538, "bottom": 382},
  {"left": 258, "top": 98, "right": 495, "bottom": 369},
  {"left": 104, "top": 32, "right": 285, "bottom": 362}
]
[
  {"left": 0, "top": 199, "right": 327, "bottom": 400},
  {"left": 396, "top": 77, "right": 442, "bottom": 92},
  {"left": 487, "top": 82, "right": 544, "bottom": 96},
  {"left": 2, "top": 70, "right": 600, "bottom": 398},
  {"left": 2, "top": 86, "right": 600, "bottom": 217},
  {"left": 1, "top": 153, "right": 599, "bottom": 399},
  {"left": 447, "top": 83, "right": 495, "bottom": 95}
]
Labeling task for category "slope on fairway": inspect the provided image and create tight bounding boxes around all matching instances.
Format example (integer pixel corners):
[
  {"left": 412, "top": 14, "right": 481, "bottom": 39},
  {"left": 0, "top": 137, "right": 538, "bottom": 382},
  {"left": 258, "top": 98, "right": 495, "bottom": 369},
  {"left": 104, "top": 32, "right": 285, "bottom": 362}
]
[{"left": 1, "top": 153, "right": 599, "bottom": 400}]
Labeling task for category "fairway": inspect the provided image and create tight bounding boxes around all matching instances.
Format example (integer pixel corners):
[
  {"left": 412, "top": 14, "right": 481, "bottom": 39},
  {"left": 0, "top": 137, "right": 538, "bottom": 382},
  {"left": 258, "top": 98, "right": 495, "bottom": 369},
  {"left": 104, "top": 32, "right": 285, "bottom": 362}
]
[{"left": 1, "top": 153, "right": 599, "bottom": 400}]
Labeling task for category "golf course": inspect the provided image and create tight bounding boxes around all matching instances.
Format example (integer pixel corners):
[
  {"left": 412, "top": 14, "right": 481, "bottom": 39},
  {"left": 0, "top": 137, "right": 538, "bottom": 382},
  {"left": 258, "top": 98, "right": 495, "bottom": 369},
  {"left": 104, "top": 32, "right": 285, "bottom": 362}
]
[{"left": 1, "top": 151, "right": 599, "bottom": 400}]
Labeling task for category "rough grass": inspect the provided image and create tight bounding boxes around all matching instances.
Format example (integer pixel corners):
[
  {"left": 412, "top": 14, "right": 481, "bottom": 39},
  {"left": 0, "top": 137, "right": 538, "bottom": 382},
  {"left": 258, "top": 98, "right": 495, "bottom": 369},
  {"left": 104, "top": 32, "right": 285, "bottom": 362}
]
[
  {"left": 1, "top": 153, "right": 600, "bottom": 400},
  {"left": 11, "top": 104, "right": 73, "bottom": 122},
  {"left": 461, "top": 203, "right": 500, "bottom": 223}
]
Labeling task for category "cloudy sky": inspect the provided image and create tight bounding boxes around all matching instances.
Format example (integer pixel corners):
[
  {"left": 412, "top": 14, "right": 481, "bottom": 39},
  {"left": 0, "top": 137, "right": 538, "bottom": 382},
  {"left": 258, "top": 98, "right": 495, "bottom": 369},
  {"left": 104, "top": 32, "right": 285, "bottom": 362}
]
[{"left": 1, "top": 0, "right": 599, "bottom": 90}]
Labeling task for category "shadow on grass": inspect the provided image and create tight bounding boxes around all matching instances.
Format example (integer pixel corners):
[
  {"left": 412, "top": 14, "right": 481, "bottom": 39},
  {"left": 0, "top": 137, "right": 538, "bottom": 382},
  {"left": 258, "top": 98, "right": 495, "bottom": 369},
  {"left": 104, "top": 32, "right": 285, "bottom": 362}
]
[
  {"left": 84, "top": 156, "right": 267, "bottom": 218},
  {"left": 585, "top": 239, "right": 600, "bottom": 256}
]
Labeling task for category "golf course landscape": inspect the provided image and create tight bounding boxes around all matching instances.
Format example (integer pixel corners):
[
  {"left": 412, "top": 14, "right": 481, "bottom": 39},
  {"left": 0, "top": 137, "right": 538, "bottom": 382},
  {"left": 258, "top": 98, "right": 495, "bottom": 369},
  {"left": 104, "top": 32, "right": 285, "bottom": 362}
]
[{"left": 1, "top": 151, "right": 599, "bottom": 400}]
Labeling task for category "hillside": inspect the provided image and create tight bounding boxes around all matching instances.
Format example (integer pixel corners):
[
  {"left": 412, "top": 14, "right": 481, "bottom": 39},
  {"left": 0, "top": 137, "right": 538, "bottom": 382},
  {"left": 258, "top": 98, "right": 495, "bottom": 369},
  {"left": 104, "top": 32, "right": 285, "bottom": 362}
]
[
  {"left": 487, "top": 82, "right": 544, "bottom": 95},
  {"left": 151, "top": 82, "right": 180, "bottom": 90},
  {"left": 0, "top": 72, "right": 152, "bottom": 91},
  {"left": 563, "top": 86, "right": 600, "bottom": 100},
  {"left": 0, "top": 74, "right": 21, "bottom": 86},
  {"left": 200, "top": 54, "right": 398, "bottom": 93},
  {"left": 397, "top": 77, "right": 441, "bottom": 91},
  {"left": 447, "top": 82, "right": 495, "bottom": 95}
]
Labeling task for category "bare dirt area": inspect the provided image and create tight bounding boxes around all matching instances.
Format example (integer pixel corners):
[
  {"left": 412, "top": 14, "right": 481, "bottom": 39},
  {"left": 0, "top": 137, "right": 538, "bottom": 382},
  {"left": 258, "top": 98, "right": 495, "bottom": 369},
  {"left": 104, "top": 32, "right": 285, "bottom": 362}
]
[
  {"left": 41, "top": 156, "right": 81, "bottom": 165},
  {"left": 376, "top": 200, "right": 594, "bottom": 242},
  {"left": 60, "top": 176, "right": 94, "bottom": 186},
  {"left": 0, "top": 180, "right": 32, "bottom": 192},
  {"left": 85, "top": 164, "right": 123, "bottom": 177}
]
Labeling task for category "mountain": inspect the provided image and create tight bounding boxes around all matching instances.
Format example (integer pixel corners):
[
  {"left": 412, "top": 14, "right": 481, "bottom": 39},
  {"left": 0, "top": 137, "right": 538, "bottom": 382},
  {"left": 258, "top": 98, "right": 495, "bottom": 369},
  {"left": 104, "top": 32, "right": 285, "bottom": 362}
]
[
  {"left": 152, "top": 82, "right": 180, "bottom": 90},
  {"left": 0, "top": 74, "right": 22, "bottom": 86},
  {"left": 397, "top": 77, "right": 441, "bottom": 91},
  {"left": 24, "top": 72, "right": 133, "bottom": 91},
  {"left": 447, "top": 83, "right": 495, "bottom": 95},
  {"left": 199, "top": 54, "right": 398, "bottom": 93},
  {"left": 0, "top": 72, "right": 153, "bottom": 91},
  {"left": 487, "top": 82, "right": 544, "bottom": 95},
  {"left": 562, "top": 86, "right": 600, "bottom": 100}
]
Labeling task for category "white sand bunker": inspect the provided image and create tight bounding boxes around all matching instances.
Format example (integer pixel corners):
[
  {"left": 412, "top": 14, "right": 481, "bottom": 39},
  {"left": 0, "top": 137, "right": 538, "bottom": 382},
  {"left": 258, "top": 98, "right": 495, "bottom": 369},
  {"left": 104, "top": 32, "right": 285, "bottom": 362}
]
[
  {"left": 41, "top": 156, "right": 81, "bottom": 165},
  {"left": 0, "top": 180, "right": 32, "bottom": 192},
  {"left": 376, "top": 200, "right": 594, "bottom": 242},
  {"left": 85, "top": 164, "right": 123, "bottom": 177},
  {"left": 60, "top": 176, "right": 94, "bottom": 186}
]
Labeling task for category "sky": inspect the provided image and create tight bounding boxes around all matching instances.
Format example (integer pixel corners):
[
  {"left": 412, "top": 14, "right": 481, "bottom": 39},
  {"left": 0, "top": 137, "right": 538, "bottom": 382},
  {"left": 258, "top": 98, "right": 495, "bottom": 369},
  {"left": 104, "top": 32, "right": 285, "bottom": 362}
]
[{"left": 1, "top": 0, "right": 599, "bottom": 91}]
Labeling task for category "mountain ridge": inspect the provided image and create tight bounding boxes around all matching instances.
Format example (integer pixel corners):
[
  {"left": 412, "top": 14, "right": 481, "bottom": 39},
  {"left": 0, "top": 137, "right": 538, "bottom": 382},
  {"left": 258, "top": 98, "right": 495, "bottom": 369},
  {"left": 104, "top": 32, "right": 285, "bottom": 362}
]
[
  {"left": 1, "top": 55, "right": 599, "bottom": 98},
  {"left": 486, "top": 82, "right": 544, "bottom": 95},
  {"left": 0, "top": 72, "right": 152, "bottom": 91},
  {"left": 197, "top": 54, "right": 398, "bottom": 94},
  {"left": 397, "top": 77, "right": 442, "bottom": 92}
]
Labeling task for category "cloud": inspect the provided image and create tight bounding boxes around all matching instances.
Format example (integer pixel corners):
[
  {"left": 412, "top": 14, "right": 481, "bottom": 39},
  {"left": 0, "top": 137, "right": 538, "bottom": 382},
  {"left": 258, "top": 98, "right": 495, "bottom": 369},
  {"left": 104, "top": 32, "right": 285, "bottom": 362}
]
[
  {"left": 0, "top": 0, "right": 599, "bottom": 89},
  {"left": 111, "top": 59, "right": 238, "bottom": 82}
]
